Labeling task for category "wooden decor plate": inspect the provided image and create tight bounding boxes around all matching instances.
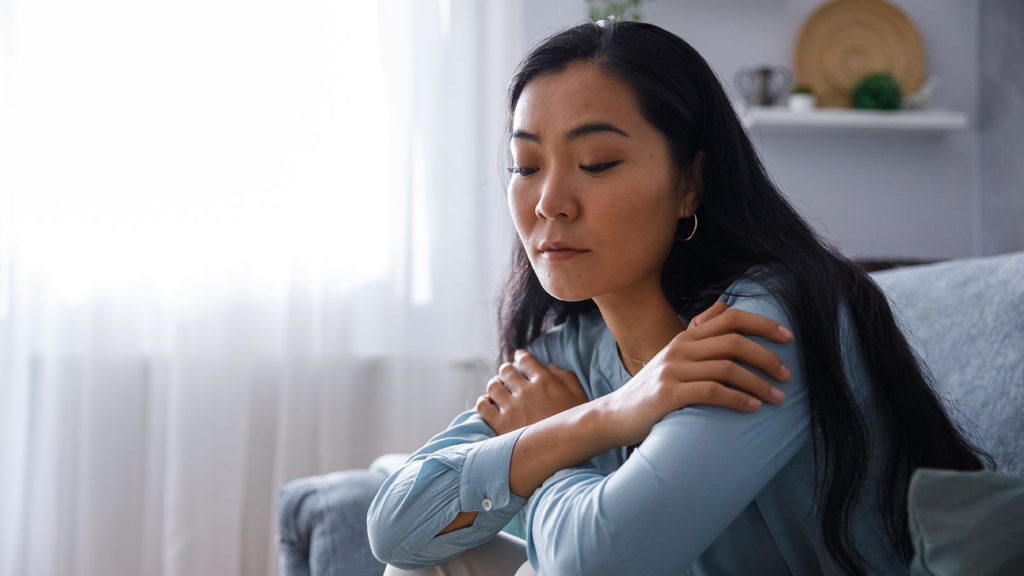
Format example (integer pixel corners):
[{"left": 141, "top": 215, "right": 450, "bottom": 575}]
[{"left": 794, "top": 0, "right": 926, "bottom": 108}]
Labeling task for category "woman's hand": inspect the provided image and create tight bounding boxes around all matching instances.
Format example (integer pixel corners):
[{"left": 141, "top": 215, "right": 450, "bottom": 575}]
[
  {"left": 476, "top": 350, "right": 589, "bottom": 435},
  {"left": 593, "top": 301, "right": 795, "bottom": 447}
]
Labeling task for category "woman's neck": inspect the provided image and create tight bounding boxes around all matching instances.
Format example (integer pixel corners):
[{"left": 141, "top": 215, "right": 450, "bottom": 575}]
[{"left": 594, "top": 286, "right": 686, "bottom": 376}]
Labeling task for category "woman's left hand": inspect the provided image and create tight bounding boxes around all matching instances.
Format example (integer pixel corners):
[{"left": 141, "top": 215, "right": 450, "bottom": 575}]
[{"left": 476, "top": 350, "right": 589, "bottom": 435}]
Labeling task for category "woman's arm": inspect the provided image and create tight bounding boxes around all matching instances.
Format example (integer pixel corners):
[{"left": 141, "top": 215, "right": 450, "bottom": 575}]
[
  {"left": 523, "top": 290, "right": 809, "bottom": 576},
  {"left": 369, "top": 299, "right": 791, "bottom": 570},
  {"left": 365, "top": 410, "right": 530, "bottom": 569},
  {"left": 367, "top": 317, "right": 596, "bottom": 569},
  {"left": 482, "top": 302, "right": 793, "bottom": 500}
]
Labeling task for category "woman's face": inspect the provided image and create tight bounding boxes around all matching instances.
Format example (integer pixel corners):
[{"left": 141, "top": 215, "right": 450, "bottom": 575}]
[{"left": 508, "top": 61, "right": 695, "bottom": 303}]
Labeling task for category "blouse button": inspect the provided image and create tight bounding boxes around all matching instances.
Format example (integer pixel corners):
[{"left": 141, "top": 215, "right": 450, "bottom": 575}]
[{"left": 481, "top": 498, "right": 493, "bottom": 511}]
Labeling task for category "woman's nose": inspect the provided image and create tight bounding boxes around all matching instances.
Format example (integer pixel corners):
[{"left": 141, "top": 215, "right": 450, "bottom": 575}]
[{"left": 535, "top": 170, "right": 578, "bottom": 221}]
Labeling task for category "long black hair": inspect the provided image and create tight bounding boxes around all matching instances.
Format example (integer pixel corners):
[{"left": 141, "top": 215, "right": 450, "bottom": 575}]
[{"left": 497, "top": 20, "right": 988, "bottom": 574}]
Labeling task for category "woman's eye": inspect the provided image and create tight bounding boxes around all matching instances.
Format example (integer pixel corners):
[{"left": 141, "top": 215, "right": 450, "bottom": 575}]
[
  {"left": 507, "top": 166, "right": 539, "bottom": 176},
  {"left": 580, "top": 160, "right": 621, "bottom": 173}
]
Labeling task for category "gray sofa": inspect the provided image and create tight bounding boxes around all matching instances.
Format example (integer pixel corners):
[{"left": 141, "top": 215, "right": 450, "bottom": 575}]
[{"left": 276, "top": 251, "right": 1024, "bottom": 576}]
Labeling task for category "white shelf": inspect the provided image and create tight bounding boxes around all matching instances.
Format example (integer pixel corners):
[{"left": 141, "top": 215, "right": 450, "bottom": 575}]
[{"left": 741, "top": 107, "right": 969, "bottom": 132}]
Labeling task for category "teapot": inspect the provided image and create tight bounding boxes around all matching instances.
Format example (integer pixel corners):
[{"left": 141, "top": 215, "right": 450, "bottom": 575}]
[{"left": 735, "top": 65, "right": 794, "bottom": 107}]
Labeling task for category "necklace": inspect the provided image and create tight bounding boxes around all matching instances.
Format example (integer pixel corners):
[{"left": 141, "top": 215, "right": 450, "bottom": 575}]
[{"left": 618, "top": 346, "right": 650, "bottom": 369}]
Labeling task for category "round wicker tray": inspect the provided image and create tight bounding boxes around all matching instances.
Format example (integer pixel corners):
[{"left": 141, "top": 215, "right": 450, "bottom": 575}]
[{"left": 794, "top": 0, "right": 925, "bottom": 108}]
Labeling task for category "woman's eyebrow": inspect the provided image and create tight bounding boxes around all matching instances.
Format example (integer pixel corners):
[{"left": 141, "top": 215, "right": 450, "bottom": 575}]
[
  {"left": 510, "top": 122, "right": 630, "bottom": 143},
  {"left": 511, "top": 129, "right": 541, "bottom": 143},
  {"left": 566, "top": 122, "right": 630, "bottom": 140}
]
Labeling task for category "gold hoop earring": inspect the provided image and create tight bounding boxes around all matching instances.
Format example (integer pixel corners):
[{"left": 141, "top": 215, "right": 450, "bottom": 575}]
[{"left": 677, "top": 213, "right": 698, "bottom": 242}]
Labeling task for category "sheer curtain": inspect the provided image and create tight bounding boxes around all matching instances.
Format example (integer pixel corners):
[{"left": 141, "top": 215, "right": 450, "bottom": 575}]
[{"left": 0, "top": 1, "right": 524, "bottom": 574}]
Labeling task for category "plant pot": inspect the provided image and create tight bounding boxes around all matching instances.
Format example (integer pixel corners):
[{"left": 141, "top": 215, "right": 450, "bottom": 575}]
[{"left": 787, "top": 93, "right": 816, "bottom": 112}]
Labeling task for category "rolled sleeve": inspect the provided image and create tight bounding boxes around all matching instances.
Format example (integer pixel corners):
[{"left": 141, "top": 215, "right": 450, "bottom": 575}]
[
  {"left": 367, "top": 413, "right": 530, "bottom": 569},
  {"left": 460, "top": 426, "right": 528, "bottom": 512}
]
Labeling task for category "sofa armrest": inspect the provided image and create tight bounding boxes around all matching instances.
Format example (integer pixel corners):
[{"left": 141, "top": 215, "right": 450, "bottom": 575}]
[{"left": 369, "top": 453, "right": 411, "bottom": 476}]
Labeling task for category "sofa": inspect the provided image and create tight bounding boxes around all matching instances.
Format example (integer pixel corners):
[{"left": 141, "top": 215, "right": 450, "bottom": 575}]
[{"left": 276, "top": 250, "right": 1024, "bottom": 576}]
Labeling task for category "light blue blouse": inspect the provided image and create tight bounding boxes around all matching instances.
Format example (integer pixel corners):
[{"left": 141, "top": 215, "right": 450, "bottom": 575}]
[{"left": 367, "top": 274, "right": 908, "bottom": 575}]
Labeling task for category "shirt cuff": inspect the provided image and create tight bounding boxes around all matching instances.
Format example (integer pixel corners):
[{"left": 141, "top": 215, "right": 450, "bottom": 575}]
[{"left": 458, "top": 427, "right": 527, "bottom": 512}]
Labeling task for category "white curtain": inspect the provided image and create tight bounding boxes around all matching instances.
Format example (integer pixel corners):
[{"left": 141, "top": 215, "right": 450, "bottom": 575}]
[{"left": 0, "top": 1, "right": 524, "bottom": 574}]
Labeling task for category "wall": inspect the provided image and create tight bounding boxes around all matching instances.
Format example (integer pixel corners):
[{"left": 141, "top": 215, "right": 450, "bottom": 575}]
[
  {"left": 519, "top": 0, "right": 1004, "bottom": 260},
  {"left": 979, "top": 0, "right": 1024, "bottom": 255}
]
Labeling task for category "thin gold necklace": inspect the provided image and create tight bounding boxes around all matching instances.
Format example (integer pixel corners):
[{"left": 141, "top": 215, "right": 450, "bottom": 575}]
[{"left": 618, "top": 346, "right": 650, "bottom": 368}]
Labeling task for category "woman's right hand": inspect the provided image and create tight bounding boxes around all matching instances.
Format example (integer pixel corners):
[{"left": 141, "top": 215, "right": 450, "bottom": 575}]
[{"left": 592, "top": 301, "right": 795, "bottom": 448}]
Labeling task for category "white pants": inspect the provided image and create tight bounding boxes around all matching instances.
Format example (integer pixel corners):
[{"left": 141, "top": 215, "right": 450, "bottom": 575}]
[{"left": 382, "top": 532, "right": 537, "bottom": 576}]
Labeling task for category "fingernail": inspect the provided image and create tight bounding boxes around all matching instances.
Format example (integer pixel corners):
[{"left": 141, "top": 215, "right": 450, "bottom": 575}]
[
  {"left": 770, "top": 387, "right": 786, "bottom": 403},
  {"left": 779, "top": 365, "right": 791, "bottom": 380},
  {"left": 747, "top": 398, "right": 762, "bottom": 410},
  {"left": 778, "top": 326, "right": 793, "bottom": 339}
]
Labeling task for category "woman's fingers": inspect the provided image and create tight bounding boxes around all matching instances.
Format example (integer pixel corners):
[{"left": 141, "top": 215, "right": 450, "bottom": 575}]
[
  {"left": 475, "top": 394, "right": 499, "bottom": 420},
  {"left": 513, "top": 349, "right": 547, "bottom": 381},
  {"left": 669, "top": 358, "right": 784, "bottom": 405},
  {"left": 486, "top": 376, "right": 511, "bottom": 406},
  {"left": 683, "top": 307, "right": 794, "bottom": 344},
  {"left": 688, "top": 300, "right": 729, "bottom": 330},
  {"left": 498, "top": 361, "right": 527, "bottom": 393},
  {"left": 513, "top": 349, "right": 586, "bottom": 398},
  {"left": 678, "top": 332, "right": 791, "bottom": 384},
  {"left": 677, "top": 380, "right": 763, "bottom": 413}
]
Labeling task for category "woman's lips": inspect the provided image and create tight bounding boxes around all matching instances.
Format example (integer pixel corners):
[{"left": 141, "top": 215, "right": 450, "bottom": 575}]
[{"left": 540, "top": 248, "right": 588, "bottom": 261}]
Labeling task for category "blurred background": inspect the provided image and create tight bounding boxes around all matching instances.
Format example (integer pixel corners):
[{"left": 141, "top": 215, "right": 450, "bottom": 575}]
[{"left": 0, "top": 1, "right": 1020, "bottom": 575}]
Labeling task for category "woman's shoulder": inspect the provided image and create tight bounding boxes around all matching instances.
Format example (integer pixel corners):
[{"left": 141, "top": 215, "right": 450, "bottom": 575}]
[
  {"left": 725, "top": 264, "right": 877, "bottom": 404},
  {"left": 717, "top": 265, "right": 793, "bottom": 325}
]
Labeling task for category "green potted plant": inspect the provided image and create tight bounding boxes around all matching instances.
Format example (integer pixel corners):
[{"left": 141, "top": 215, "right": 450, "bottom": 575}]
[
  {"left": 851, "top": 73, "right": 902, "bottom": 111},
  {"left": 788, "top": 83, "right": 816, "bottom": 112}
]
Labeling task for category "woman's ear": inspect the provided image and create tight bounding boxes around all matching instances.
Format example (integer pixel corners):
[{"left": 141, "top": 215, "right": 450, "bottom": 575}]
[{"left": 677, "top": 150, "right": 704, "bottom": 218}]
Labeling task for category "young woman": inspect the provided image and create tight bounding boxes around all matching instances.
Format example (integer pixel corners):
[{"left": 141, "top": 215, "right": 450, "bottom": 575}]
[{"left": 367, "top": 20, "right": 987, "bottom": 576}]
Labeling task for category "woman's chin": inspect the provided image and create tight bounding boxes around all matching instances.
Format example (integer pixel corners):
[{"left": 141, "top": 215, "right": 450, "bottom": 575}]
[
  {"left": 539, "top": 282, "right": 595, "bottom": 303},
  {"left": 533, "top": 264, "right": 601, "bottom": 302}
]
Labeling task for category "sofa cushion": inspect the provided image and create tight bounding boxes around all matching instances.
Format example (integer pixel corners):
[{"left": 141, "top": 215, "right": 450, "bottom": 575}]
[
  {"left": 872, "top": 251, "right": 1024, "bottom": 477},
  {"left": 908, "top": 468, "right": 1024, "bottom": 575}
]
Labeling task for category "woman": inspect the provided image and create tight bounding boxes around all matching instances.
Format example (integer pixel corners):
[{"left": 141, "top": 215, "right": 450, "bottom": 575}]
[{"left": 367, "top": 20, "right": 987, "bottom": 576}]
